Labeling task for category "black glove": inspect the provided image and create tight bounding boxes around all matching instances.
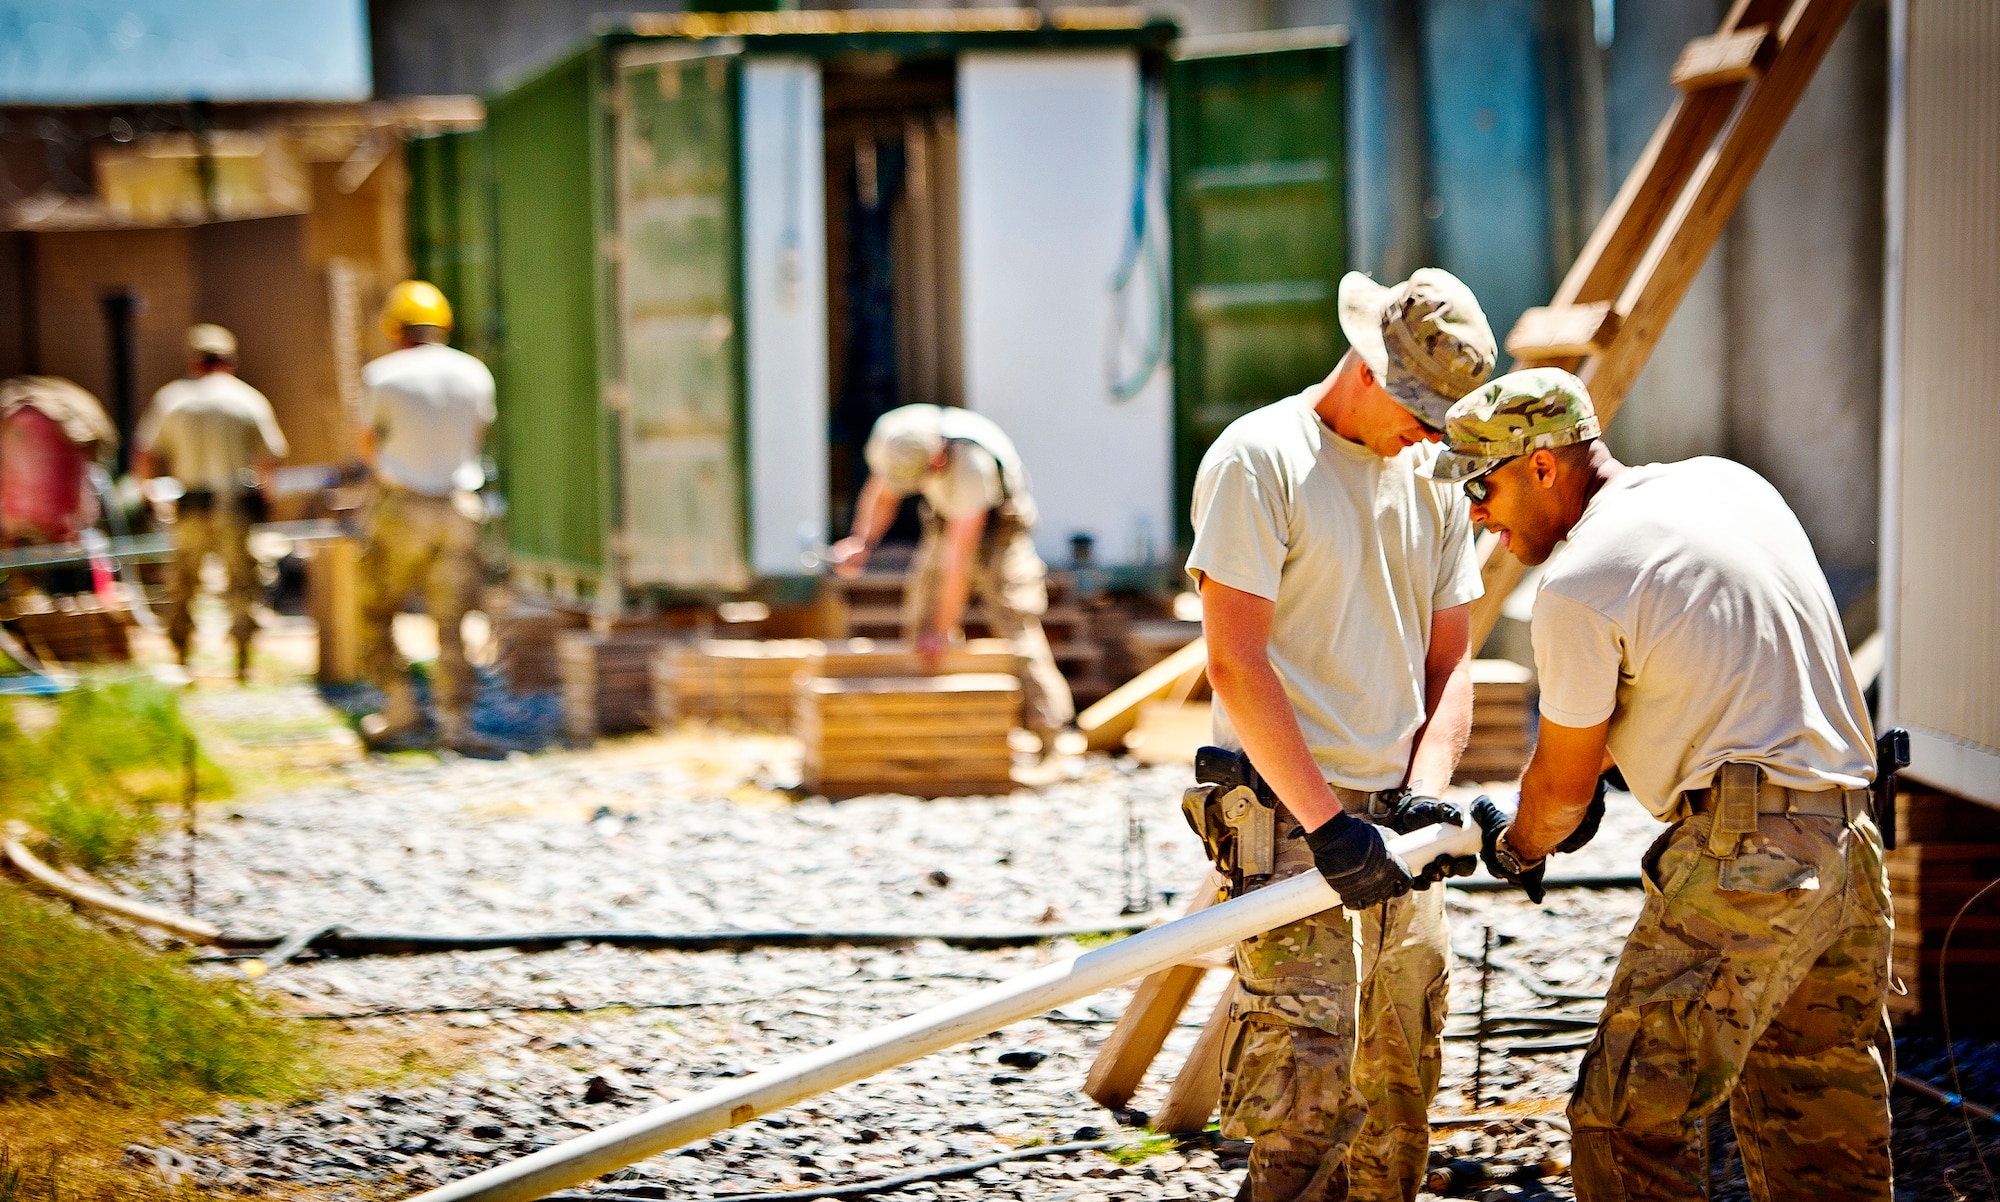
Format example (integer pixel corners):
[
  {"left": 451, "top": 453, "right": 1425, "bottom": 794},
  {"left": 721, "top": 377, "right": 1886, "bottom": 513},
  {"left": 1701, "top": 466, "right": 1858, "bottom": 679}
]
[
  {"left": 1304, "top": 813, "right": 1414, "bottom": 910},
  {"left": 1471, "top": 795, "right": 1547, "bottom": 904},
  {"left": 1552, "top": 773, "right": 1611, "bottom": 856},
  {"left": 1377, "top": 792, "right": 1477, "bottom": 888},
  {"left": 1377, "top": 790, "right": 1464, "bottom": 835}
]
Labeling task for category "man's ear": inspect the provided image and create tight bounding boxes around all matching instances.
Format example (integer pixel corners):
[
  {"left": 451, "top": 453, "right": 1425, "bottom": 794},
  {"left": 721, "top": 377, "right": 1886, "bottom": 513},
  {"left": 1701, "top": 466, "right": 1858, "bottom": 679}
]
[{"left": 1530, "top": 448, "right": 1561, "bottom": 489}]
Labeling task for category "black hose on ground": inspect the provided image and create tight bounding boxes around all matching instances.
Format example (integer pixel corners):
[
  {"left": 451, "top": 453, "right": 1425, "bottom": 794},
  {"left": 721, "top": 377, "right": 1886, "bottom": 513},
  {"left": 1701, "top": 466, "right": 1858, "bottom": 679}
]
[
  {"left": 214, "top": 919, "right": 1167, "bottom": 965},
  {"left": 540, "top": 1139, "right": 1116, "bottom": 1202}
]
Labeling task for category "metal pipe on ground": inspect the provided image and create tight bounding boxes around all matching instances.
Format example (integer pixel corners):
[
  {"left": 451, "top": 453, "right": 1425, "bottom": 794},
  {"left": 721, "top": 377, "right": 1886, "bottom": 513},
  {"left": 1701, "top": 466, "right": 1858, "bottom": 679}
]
[{"left": 403, "top": 822, "right": 1483, "bottom": 1202}]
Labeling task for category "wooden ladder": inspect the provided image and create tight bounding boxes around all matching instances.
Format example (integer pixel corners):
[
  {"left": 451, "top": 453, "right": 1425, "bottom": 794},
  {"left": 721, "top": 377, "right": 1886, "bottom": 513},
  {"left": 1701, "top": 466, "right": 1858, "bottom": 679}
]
[{"left": 1083, "top": 0, "right": 1863, "bottom": 1130}]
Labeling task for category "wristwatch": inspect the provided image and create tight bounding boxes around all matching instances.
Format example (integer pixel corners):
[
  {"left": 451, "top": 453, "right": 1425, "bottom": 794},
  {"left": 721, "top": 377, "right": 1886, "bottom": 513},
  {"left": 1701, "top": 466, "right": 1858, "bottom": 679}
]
[{"left": 1490, "top": 828, "right": 1545, "bottom": 879}]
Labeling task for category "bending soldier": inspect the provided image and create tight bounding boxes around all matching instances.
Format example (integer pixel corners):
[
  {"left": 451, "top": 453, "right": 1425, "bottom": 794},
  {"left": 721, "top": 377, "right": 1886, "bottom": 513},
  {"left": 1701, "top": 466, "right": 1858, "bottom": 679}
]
[
  {"left": 1189, "top": 269, "right": 1494, "bottom": 1202},
  {"left": 829, "top": 404, "right": 1074, "bottom": 752},
  {"left": 355, "top": 281, "right": 501, "bottom": 759},
  {"left": 133, "top": 323, "right": 287, "bottom": 680},
  {"left": 1431, "top": 370, "right": 1893, "bottom": 1201}
]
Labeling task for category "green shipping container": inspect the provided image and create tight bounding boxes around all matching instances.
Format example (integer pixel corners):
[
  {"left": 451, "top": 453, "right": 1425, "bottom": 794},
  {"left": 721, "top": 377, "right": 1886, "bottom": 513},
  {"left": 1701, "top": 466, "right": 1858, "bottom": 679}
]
[
  {"left": 453, "top": 14, "right": 1350, "bottom": 610},
  {"left": 1168, "top": 33, "right": 1349, "bottom": 545}
]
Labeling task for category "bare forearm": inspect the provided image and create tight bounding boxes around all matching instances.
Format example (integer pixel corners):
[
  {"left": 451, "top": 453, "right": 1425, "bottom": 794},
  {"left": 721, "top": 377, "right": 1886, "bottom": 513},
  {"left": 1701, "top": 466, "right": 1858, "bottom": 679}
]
[
  {"left": 1406, "top": 656, "right": 1473, "bottom": 796},
  {"left": 849, "top": 477, "right": 901, "bottom": 547},
  {"left": 1207, "top": 650, "right": 1346, "bottom": 831},
  {"left": 1509, "top": 718, "right": 1607, "bottom": 860}
]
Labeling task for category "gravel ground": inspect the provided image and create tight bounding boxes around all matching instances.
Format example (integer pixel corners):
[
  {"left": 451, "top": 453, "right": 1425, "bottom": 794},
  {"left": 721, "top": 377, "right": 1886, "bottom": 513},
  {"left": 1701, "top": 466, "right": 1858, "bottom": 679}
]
[{"left": 100, "top": 686, "right": 1993, "bottom": 1201}]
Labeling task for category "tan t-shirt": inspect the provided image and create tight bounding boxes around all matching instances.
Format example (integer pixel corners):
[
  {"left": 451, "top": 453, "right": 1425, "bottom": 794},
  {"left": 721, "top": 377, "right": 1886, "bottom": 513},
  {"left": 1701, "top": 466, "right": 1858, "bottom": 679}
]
[
  {"left": 135, "top": 374, "right": 288, "bottom": 493},
  {"left": 1186, "top": 392, "right": 1484, "bottom": 790},
  {"left": 1532, "top": 457, "right": 1875, "bottom": 817}
]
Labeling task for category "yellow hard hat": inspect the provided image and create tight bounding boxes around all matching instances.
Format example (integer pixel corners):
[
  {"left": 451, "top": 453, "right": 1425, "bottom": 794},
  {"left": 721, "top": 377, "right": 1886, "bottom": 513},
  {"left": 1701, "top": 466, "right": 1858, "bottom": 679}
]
[{"left": 380, "top": 279, "right": 453, "bottom": 341}]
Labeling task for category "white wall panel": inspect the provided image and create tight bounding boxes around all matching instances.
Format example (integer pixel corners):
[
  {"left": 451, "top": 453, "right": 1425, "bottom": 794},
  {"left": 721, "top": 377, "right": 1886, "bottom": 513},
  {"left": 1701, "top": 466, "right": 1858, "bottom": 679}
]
[
  {"left": 742, "top": 56, "right": 829, "bottom": 577},
  {"left": 1885, "top": 0, "right": 2000, "bottom": 804},
  {"left": 957, "top": 50, "right": 1172, "bottom": 567}
]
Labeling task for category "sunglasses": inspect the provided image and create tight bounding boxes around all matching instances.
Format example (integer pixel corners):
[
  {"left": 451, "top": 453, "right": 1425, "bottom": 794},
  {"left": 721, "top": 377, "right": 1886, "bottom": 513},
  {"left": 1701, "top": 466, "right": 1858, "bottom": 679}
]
[{"left": 1462, "top": 458, "right": 1519, "bottom": 504}]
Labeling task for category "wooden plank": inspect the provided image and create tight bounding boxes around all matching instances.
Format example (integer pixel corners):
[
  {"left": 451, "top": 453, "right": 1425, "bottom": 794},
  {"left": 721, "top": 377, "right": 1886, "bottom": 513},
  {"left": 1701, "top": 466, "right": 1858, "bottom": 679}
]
[
  {"left": 805, "top": 673, "right": 1023, "bottom": 697},
  {"left": 1083, "top": 878, "right": 1224, "bottom": 1111},
  {"left": 1126, "top": 700, "right": 1214, "bottom": 766},
  {"left": 1504, "top": 302, "right": 1621, "bottom": 359},
  {"left": 1082, "top": 967, "right": 1210, "bottom": 1110},
  {"left": 1153, "top": 981, "right": 1239, "bottom": 1134},
  {"left": 1672, "top": 26, "right": 1777, "bottom": 91},
  {"left": 1079, "top": 636, "right": 1207, "bottom": 753},
  {"left": 1587, "top": 0, "right": 1862, "bottom": 418}
]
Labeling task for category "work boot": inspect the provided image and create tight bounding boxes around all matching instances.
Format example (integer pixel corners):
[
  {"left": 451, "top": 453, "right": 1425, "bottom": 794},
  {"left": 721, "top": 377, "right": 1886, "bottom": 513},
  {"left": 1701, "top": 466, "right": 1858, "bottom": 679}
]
[
  {"left": 439, "top": 719, "right": 508, "bottom": 761},
  {"left": 360, "top": 711, "right": 431, "bottom": 753}
]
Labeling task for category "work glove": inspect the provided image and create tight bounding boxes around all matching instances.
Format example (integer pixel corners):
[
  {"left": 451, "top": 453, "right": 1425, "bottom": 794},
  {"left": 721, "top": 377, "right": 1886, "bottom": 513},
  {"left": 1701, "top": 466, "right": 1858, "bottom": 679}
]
[
  {"left": 1376, "top": 791, "right": 1479, "bottom": 887},
  {"left": 1472, "top": 795, "right": 1547, "bottom": 904},
  {"left": 1304, "top": 812, "right": 1414, "bottom": 910},
  {"left": 1552, "top": 773, "right": 1612, "bottom": 856}
]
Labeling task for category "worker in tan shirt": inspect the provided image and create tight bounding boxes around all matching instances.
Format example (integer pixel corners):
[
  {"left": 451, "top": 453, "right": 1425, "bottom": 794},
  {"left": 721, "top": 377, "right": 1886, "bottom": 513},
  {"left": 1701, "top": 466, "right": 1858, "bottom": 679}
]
[
  {"left": 133, "top": 324, "right": 287, "bottom": 680},
  {"left": 1432, "top": 369, "right": 1891, "bottom": 1200},
  {"left": 828, "top": 404, "right": 1074, "bottom": 751}
]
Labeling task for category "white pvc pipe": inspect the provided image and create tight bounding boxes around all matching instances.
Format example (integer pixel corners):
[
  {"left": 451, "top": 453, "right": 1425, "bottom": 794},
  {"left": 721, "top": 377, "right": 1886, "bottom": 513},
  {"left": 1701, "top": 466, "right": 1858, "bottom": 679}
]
[{"left": 405, "top": 821, "right": 1483, "bottom": 1202}]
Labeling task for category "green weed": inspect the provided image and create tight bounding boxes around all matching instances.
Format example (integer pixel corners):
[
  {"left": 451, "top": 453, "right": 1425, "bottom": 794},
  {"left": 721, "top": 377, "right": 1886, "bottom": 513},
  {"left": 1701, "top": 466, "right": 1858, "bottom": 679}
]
[
  {"left": 0, "top": 884, "right": 302, "bottom": 1102},
  {"left": 0, "top": 677, "right": 228, "bottom": 870},
  {"left": 1104, "top": 1131, "right": 1177, "bottom": 1164}
]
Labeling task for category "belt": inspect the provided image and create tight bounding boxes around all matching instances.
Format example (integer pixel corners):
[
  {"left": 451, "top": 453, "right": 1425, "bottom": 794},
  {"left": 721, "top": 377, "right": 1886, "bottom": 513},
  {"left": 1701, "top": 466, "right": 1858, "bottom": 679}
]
[
  {"left": 1333, "top": 785, "right": 1401, "bottom": 822},
  {"left": 1684, "top": 782, "right": 1867, "bottom": 821}
]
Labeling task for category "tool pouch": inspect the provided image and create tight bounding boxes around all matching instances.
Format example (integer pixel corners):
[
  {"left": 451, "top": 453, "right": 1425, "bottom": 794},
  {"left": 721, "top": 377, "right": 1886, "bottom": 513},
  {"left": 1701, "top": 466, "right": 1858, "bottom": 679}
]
[{"left": 1705, "top": 762, "right": 1761, "bottom": 860}]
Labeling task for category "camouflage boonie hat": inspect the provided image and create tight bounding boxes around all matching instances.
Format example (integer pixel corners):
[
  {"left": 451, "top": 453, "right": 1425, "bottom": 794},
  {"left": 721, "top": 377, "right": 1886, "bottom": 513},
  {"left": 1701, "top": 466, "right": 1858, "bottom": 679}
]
[
  {"left": 864, "top": 405, "right": 947, "bottom": 493},
  {"left": 1337, "top": 267, "right": 1497, "bottom": 428},
  {"left": 1419, "top": 367, "right": 1601, "bottom": 484}
]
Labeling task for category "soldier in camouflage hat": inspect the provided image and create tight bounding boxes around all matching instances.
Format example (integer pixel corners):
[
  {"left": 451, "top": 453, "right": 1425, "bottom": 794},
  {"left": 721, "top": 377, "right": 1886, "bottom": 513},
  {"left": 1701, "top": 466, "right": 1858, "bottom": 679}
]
[
  {"left": 1187, "top": 268, "right": 1500, "bottom": 1202},
  {"left": 1435, "top": 370, "right": 1895, "bottom": 1199},
  {"left": 1336, "top": 267, "right": 1498, "bottom": 429}
]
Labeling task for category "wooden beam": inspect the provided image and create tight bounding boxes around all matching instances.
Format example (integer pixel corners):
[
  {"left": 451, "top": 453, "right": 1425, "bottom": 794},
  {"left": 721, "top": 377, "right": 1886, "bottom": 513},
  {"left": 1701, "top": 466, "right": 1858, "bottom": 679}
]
[
  {"left": 1084, "top": 876, "right": 1221, "bottom": 1110},
  {"left": 1505, "top": 302, "right": 1621, "bottom": 361},
  {"left": 1588, "top": 0, "right": 1859, "bottom": 419},
  {"left": 1152, "top": 982, "right": 1238, "bottom": 1133},
  {"left": 1077, "top": 635, "right": 1206, "bottom": 752},
  {"left": 1672, "top": 26, "right": 1777, "bottom": 91}
]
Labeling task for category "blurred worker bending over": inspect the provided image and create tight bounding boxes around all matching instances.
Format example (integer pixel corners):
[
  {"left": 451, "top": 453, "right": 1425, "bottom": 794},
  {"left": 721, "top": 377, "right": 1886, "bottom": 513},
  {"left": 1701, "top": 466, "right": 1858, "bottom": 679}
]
[
  {"left": 355, "top": 280, "right": 501, "bottom": 759},
  {"left": 133, "top": 323, "right": 287, "bottom": 680},
  {"left": 828, "top": 404, "right": 1074, "bottom": 751}
]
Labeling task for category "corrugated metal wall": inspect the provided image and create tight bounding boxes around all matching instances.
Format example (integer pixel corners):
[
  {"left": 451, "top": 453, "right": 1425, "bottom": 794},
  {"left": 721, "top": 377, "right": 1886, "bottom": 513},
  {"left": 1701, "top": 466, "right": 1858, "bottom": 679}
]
[
  {"left": 489, "top": 51, "right": 606, "bottom": 578},
  {"left": 407, "top": 130, "right": 498, "bottom": 364},
  {"left": 1894, "top": 0, "right": 2000, "bottom": 766}
]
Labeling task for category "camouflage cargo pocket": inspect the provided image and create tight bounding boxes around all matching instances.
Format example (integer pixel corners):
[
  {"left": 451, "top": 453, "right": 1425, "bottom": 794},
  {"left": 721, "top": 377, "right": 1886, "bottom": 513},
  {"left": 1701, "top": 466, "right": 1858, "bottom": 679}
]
[
  {"left": 1718, "top": 834, "right": 1821, "bottom": 894},
  {"left": 1573, "top": 949, "right": 1719, "bottom": 1136}
]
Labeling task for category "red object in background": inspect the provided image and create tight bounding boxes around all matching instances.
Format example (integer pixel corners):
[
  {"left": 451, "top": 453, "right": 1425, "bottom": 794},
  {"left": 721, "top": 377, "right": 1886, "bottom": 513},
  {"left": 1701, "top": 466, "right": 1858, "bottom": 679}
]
[{"left": 0, "top": 376, "right": 117, "bottom": 547}]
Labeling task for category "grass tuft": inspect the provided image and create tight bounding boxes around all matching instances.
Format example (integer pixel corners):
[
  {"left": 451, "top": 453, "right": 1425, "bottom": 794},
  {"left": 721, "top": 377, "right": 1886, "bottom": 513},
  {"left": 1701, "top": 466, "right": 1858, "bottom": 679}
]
[
  {"left": 1104, "top": 1131, "right": 1178, "bottom": 1164},
  {"left": 0, "top": 677, "right": 228, "bottom": 870},
  {"left": 0, "top": 884, "right": 302, "bottom": 1102}
]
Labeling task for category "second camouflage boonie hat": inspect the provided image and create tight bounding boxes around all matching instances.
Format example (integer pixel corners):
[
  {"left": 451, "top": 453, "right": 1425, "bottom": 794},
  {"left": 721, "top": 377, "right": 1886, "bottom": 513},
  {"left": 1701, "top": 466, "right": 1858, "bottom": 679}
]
[
  {"left": 1336, "top": 267, "right": 1497, "bottom": 428},
  {"left": 864, "top": 405, "right": 947, "bottom": 493},
  {"left": 1419, "top": 366, "right": 1601, "bottom": 484}
]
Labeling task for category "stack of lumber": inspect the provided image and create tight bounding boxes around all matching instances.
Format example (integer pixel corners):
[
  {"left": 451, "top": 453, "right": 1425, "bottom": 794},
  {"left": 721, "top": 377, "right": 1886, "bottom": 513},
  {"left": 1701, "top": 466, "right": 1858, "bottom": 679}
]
[
  {"left": 1455, "top": 658, "right": 1535, "bottom": 784},
  {"left": 1886, "top": 789, "right": 2000, "bottom": 1033},
  {"left": 797, "top": 640, "right": 1024, "bottom": 798},
  {"left": 495, "top": 602, "right": 586, "bottom": 692},
  {"left": 653, "top": 638, "right": 827, "bottom": 731},
  {"left": 558, "top": 628, "right": 673, "bottom": 741},
  {"left": 7, "top": 596, "right": 131, "bottom": 663}
]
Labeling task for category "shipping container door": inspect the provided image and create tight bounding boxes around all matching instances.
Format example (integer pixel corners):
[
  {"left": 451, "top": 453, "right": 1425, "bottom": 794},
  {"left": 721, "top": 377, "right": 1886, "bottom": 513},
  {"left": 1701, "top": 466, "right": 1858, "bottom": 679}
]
[
  {"left": 1167, "top": 36, "right": 1346, "bottom": 543},
  {"left": 615, "top": 44, "right": 749, "bottom": 589}
]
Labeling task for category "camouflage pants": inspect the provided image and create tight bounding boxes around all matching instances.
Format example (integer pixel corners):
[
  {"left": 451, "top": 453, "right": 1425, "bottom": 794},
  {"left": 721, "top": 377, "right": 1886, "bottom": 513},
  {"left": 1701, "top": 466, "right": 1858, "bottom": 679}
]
[
  {"left": 1569, "top": 808, "right": 1894, "bottom": 1202},
  {"left": 1221, "top": 812, "right": 1451, "bottom": 1202},
  {"left": 166, "top": 504, "right": 257, "bottom": 662},
  {"left": 358, "top": 489, "right": 480, "bottom": 738},
  {"left": 903, "top": 513, "right": 1075, "bottom": 739}
]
